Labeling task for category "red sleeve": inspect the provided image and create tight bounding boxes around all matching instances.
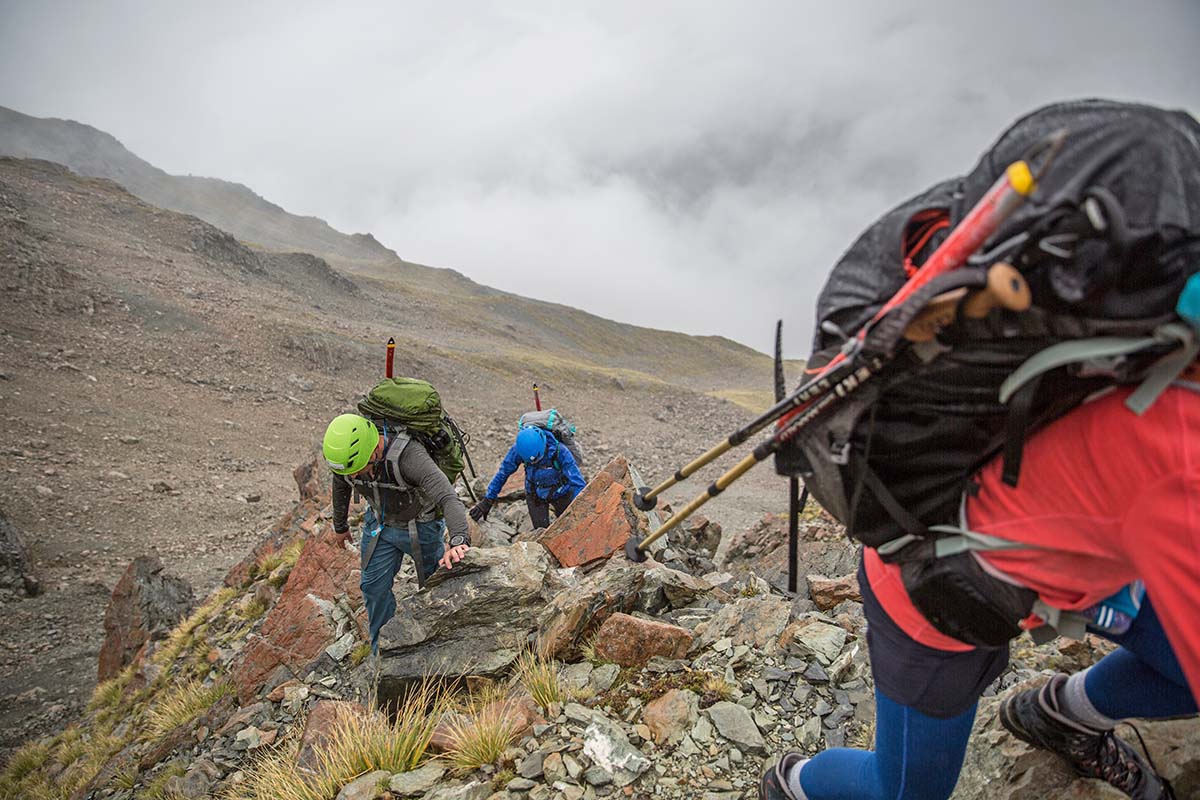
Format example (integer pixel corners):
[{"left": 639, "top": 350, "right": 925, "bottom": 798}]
[{"left": 1124, "top": 472, "right": 1200, "bottom": 702}]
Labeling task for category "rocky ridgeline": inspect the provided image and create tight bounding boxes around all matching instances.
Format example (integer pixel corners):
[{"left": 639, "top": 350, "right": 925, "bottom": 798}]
[{"left": 4, "top": 456, "right": 1198, "bottom": 800}]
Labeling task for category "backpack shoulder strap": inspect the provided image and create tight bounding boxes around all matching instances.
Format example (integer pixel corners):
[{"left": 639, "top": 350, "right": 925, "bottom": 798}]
[{"left": 383, "top": 430, "right": 413, "bottom": 490}]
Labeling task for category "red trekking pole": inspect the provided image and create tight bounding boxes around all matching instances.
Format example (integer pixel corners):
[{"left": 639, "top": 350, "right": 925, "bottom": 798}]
[{"left": 385, "top": 338, "right": 395, "bottom": 378}]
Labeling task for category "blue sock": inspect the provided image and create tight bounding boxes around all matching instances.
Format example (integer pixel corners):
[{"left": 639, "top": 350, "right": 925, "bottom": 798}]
[{"left": 795, "top": 689, "right": 975, "bottom": 800}]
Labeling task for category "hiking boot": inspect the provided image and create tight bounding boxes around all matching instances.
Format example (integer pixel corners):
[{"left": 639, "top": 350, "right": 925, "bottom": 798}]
[
  {"left": 759, "top": 752, "right": 809, "bottom": 800},
  {"left": 999, "top": 674, "right": 1175, "bottom": 799}
]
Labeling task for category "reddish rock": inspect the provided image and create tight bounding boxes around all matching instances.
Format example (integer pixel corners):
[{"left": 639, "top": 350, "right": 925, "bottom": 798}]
[
  {"left": 223, "top": 501, "right": 320, "bottom": 588},
  {"left": 494, "top": 695, "right": 547, "bottom": 738},
  {"left": 643, "top": 688, "right": 699, "bottom": 744},
  {"left": 593, "top": 613, "right": 693, "bottom": 667},
  {"left": 541, "top": 456, "right": 642, "bottom": 568},
  {"left": 806, "top": 573, "right": 861, "bottom": 611},
  {"left": 537, "top": 561, "right": 646, "bottom": 659},
  {"left": 295, "top": 700, "right": 370, "bottom": 773},
  {"left": 498, "top": 468, "right": 526, "bottom": 498},
  {"left": 293, "top": 453, "right": 326, "bottom": 502},
  {"left": 266, "top": 679, "right": 304, "bottom": 703},
  {"left": 98, "top": 556, "right": 194, "bottom": 681},
  {"left": 231, "top": 534, "right": 360, "bottom": 703}
]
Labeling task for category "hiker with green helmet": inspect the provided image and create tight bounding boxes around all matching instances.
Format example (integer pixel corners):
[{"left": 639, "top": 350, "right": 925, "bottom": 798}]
[{"left": 323, "top": 410, "right": 470, "bottom": 650}]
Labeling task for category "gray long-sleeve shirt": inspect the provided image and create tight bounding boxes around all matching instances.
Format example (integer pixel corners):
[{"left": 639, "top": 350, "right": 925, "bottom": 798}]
[{"left": 331, "top": 436, "right": 469, "bottom": 546}]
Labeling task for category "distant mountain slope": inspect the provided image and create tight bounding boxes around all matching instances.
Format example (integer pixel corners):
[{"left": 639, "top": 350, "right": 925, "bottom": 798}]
[
  {"left": 0, "top": 105, "right": 780, "bottom": 390},
  {"left": 0, "top": 104, "right": 397, "bottom": 268}
]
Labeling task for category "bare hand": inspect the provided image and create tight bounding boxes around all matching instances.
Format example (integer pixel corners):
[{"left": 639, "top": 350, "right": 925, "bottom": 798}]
[
  {"left": 439, "top": 544, "right": 470, "bottom": 571},
  {"left": 331, "top": 530, "right": 353, "bottom": 549}
]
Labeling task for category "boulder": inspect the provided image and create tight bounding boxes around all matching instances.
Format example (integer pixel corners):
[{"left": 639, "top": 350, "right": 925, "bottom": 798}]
[
  {"left": 296, "top": 700, "right": 370, "bottom": 773},
  {"left": 98, "top": 555, "right": 194, "bottom": 681},
  {"left": 582, "top": 716, "right": 650, "bottom": 787},
  {"left": 0, "top": 508, "right": 39, "bottom": 596},
  {"left": 636, "top": 564, "right": 723, "bottom": 614},
  {"left": 336, "top": 770, "right": 390, "bottom": 800},
  {"left": 807, "top": 573, "right": 862, "bottom": 611},
  {"left": 232, "top": 533, "right": 361, "bottom": 703},
  {"left": 642, "top": 688, "right": 699, "bottom": 744},
  {"left": 692, "top": 595, "right": 791, "bottom": 654},
  {"left": 705, "top": 701, "right": 767, "bottom": 754},
  {"left": 717, "top": 512, "right": 858, "bottom": 592},
  {"left": 223, "top": 501, "right": 324, "bottom": 588},
  {"left": 292, "top": 453, "right": 326, "bottom": 503},
  {"left": 389, "top": 763, "right": 446, "bottom": 796},
  {"left": 376, "top": 543, "right": 553, "bottom": 704},
  {"left": 497, "top": 468, "right": 526, "bottom": 500},
  {"left": 680, "top": 515, "right": 723, "bottom": 556},
  {"left": 593, "top": 613, "right": 693, "bottom": 667},
  {"left": 537, "top": 559, "right": 647, "bottom": 659},
  {"left": 538, "top": 455, "right": 647, "bottom": 568},
  {"left": 780, "top": 617, "right": 849, "bottom": 666}
]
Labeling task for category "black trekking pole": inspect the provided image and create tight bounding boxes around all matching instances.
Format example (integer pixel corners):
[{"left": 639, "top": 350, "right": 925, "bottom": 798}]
[
  {"left": 774, "top": 320, "right": 803, "bottom": 595},
  {"left": 623, "top": 131, "right": 1065, "bottom": 563},
  {"left": 630, "top": 129, "right": 1064, "bottom": 519},
  {"left": 625, "top": 263, "right": 1033, "bottom": 562}
]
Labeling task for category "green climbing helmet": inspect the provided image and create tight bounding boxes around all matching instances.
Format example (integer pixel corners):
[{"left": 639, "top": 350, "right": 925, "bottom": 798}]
[{"left": 322, "top": 414, "right": 380, "bottom": 475}]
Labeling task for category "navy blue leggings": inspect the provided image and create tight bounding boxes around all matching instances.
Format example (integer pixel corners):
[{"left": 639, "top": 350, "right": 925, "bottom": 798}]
[{"left": 797, "top": 596, "right": 1195, "bottom": 800}]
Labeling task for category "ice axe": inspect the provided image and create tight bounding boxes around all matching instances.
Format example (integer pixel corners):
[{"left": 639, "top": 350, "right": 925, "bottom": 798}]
[
  {"left": 385, "top": 337, "right": 395, "bottom": 378},
  {"left": 533, "top": 383, "right": 542, "bottom": 412},
  {"left": 625, "top": 131, "right": 1062, "bottom": 562}
]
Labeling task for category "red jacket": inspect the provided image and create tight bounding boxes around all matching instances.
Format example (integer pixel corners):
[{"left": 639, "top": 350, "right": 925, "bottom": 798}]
[{"left": 866, "top": 379, "right": 1200, "bottom": 699}]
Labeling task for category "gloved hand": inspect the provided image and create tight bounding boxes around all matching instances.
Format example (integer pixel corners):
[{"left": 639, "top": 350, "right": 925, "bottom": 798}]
[{"left": 469, "top": 497, "right": 494, "bottom": 521}]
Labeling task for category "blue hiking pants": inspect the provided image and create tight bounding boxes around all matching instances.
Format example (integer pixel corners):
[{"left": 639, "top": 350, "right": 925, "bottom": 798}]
[
  {"left": 359, "top": 506, "right": 444, "bottom": 650},
  {"left": 796, "top": 595, "right": 1195, "bottom": 799}
]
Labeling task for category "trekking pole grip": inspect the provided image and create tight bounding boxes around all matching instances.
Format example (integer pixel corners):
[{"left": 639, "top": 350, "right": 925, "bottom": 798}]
[{"left": 904, "top": 263, "right": 1031, "bottom": 343}]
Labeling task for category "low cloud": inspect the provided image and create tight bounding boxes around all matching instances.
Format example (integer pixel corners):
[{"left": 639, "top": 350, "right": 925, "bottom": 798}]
[{"left": 2, "top": 0, "right": 1197, "bottom": 353}]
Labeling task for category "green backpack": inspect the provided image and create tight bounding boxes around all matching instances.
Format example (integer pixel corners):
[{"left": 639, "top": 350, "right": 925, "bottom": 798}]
[{"left": 357, "top": 378, "right": 466, "bottom": 485}]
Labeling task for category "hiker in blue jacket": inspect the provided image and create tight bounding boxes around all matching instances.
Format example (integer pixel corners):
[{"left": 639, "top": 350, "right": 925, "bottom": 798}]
[{"left": 470, "top": 426, "right": 586, "bottom": 529}]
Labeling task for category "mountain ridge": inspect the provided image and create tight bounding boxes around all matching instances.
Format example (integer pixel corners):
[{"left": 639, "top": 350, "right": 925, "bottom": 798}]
[{"left": 0, "top": 104, "right": 779, "bottom": 388}]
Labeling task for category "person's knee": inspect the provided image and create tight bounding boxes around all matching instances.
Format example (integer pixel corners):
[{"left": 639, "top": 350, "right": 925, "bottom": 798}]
[{"left": 360, "top": 564, "right": 394, "bottom": 598}]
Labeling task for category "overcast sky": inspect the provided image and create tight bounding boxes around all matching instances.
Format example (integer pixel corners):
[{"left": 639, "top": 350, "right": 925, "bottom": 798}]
[{"left": 2, "top": 1, "right": 1198, "bottom": 354}]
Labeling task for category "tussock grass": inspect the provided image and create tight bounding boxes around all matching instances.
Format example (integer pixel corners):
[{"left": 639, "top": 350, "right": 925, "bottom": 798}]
[
  {"left": 443, "top": 684, "right": 523, "bottom": 773},
  {"left": 1, "top": 729, "right": 128, "bottom": 800},
  {"left": 0, "top": 739, "right": 51, "bottom": 785},
  {"left": 152, "top": 587, "right": 237, "bottom": 671},
  {"left": 88, "top": 664, "right": 136, "bottom": 712},
  {"left": 53, "top": 727, "right": 86, "bottom": 767},
  {"left": 513, "top": 649, "right": 564, "bottom": 710},
  {"left": 570, "top": 685, "right": 597, "bottom": 702},
  {"left": 700, "top": 673, "right": 735, "bottom": 703},
  {"left": 350, "top": 641, "right": 372, "bottom": 667},
  {"left": 238, "top": 598, "right": 269, "bottom": 621},
  {"left": 58, "top": 734, "right": 122, "bottom": 797},
  {"left": 492, "top": 767, "right": 516, "bottom": 790},
  {"left": 137, "top": 761, "right": 186, "bottom": 800},
  {"left": 579, "top": 635, "right": 603, "bottom": 665},
  {"left": 113, "top": 764, "right": 140, "bottom": 791},
  {"left": 255, "top": 538, "right": 304, "bottom": 579},
  {"left": 226, "top": 678, "right": 448, "bottom": 800},
  {"left": 144, "top": 680, "right": 233, "bottom": 739}
]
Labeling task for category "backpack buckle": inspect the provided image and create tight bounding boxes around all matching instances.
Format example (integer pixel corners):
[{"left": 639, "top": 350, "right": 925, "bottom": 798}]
[{"left": 828, "top": 440, "right": 851, "bottom": 466}]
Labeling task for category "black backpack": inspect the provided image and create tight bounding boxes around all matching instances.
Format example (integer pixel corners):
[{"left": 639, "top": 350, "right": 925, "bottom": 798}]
[{"left": 783, "top": 100, "right": 1200, "bottom": 561}]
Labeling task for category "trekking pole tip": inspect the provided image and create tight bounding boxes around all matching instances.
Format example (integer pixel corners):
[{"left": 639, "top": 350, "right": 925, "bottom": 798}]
[
  {"left": 624, "top": 535, "right": 648, "bottom": 563},
  {"left": 632, "top": 488, "right": 657, "bottom": 511}
]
